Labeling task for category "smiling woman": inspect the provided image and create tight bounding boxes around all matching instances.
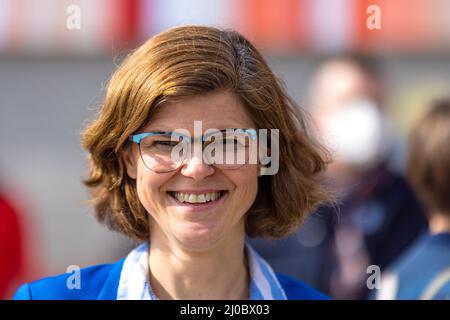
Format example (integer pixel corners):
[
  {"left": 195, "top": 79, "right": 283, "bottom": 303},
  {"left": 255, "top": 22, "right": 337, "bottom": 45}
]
[{"left": 13, "top": 25, "right": 332, "bottom": 300}]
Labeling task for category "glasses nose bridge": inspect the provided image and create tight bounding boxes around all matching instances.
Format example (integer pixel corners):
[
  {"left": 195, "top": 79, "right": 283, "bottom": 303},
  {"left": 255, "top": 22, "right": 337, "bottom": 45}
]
[{"left": 180, "top": 137, "right": 208, "bottom": 166}]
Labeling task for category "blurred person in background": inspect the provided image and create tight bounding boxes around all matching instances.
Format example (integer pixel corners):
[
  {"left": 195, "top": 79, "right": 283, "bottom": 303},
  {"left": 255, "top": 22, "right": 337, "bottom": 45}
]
[
  {"left": 311, "top": 56, "right": 427, "bottom": 299},
  {"left": 250, "top": 55, "right": 427, "bottom": 299},
  {"left": 0, "top": 187, "right": 23, "bottom": 299},
  {"left": 376, "top": 99, "right": 450, "bottom": 300}
]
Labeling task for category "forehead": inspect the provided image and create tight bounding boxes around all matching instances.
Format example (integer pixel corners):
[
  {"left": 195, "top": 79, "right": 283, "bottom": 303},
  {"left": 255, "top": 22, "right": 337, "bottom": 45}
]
[{"left": 143, "top": 90, "right": 256, "bottom": 132}]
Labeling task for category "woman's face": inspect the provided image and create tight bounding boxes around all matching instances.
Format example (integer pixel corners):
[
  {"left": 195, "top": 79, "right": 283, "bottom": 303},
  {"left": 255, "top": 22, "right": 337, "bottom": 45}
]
[{"left": 123, "top": 90, "right": 259, "bottom": 252}]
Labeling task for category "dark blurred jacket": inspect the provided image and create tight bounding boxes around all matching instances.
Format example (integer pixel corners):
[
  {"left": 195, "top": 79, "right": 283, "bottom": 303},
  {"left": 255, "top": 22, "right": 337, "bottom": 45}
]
[{"left": 248, "top": 162, "right": 427, "bottom": 299}]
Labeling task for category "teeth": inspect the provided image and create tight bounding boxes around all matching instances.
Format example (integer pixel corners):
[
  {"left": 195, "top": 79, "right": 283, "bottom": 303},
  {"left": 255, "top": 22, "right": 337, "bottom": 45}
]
[{"left": 172, "top": 191, "right": 222, "bottom": 204}]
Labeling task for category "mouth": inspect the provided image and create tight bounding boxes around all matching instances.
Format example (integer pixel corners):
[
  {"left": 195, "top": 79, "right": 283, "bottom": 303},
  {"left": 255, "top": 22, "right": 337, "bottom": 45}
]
[{"left": 167, "top": 190, "right": 228, "bottom": 209}]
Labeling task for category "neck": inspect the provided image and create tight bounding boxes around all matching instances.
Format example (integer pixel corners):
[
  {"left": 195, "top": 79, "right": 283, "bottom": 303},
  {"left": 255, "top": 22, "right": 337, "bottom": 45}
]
[
  {"left": 147, "top": 228, "right": 249, "bottom": 300},
  {"left": 429, "top": 212, "right": 450, "bottom": 235}
]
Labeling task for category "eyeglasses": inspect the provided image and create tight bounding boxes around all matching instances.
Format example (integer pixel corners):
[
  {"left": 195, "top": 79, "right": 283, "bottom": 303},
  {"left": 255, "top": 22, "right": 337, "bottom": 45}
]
[{"left": 128, "top": 128, "right": 257, "bottom": 173}]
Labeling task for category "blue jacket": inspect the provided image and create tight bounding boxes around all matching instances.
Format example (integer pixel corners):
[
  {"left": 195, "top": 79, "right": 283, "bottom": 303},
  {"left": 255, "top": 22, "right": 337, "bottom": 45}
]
[
  {"left": 14, "top": 258, "right": 330, "bottom": 300},
  {"left": 376, "top": 232, "right": 450, "bottom": 300}
]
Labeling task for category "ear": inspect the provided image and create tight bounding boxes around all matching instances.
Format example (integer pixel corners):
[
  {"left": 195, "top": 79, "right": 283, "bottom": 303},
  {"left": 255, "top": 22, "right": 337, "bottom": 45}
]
[{"left": 121, "top": 146, "right": 138, "bottom": 179}]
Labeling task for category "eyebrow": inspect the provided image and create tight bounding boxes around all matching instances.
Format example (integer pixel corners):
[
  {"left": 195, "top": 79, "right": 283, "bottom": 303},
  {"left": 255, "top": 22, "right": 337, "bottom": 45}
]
[
  {"left": 142, "top": 128, "right": 249, "bottom": 133},
  {"left": 142, "top": 127, "right": 248, "bottom": 133},
  {"left": 136, "top": 129, "right": 256, "bottom": 141}
]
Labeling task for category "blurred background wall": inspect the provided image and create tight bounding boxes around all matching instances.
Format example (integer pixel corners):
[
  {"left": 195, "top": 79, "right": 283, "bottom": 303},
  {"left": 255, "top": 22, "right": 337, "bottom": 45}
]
[{"left": 1, "top": 0, "right": 450, "bottom": 295}]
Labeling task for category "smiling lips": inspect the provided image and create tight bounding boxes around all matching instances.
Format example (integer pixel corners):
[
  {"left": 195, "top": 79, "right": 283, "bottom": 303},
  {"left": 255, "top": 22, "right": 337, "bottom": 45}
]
[{"left": 168, "top": 190, "right": 227, "bottom": 204}]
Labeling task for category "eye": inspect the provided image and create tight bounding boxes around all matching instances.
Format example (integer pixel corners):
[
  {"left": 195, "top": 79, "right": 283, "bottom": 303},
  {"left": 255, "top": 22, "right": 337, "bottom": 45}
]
[
  {"left": 154, "top": 140, "right": 179, "bottom": 150},
  {"left": 223, "top": 138, "right": 236, "bottom": 146},
  {"left": 219, "top": 137, "right": 246, "bottom": 149},
  {"left": 155, "top": 140, "right": 177, "bottom": 146},
  {"left": 141, "top": 136, "right": 182, "bottom": 151}
]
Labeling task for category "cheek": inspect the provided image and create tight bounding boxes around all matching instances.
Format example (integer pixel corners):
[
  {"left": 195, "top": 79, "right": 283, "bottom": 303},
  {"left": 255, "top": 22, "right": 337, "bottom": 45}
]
[
  {"left": 229, "top": 165, "right": 259, "bottom": 207},
  {"left": 135, "top": 162, "right": 171, "bottom": 214}
]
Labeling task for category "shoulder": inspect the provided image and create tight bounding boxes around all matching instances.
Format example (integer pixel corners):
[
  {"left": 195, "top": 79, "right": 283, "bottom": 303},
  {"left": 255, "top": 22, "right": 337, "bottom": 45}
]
[
  {"left": 392, "top": 233, "right": 450, "bottom": 275},
  {"left": 382, "top": 233, "right": 450, "bottom": 299},
  {"left": 276, "top": 273, "right": 330, "bottom": 300},
  {"left": 13, "top": 259, "right": 125, "bottom": 300}
]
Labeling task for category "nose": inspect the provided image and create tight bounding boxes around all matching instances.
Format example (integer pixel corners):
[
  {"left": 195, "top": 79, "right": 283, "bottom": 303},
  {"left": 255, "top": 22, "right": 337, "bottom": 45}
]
[{"left": 180, "top": 155, "right": 215, "bottom": 181}]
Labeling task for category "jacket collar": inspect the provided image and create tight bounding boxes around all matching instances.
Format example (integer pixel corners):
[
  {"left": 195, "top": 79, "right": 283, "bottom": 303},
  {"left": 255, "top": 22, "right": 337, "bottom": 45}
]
[
  {"left": 96, "top": 257, "right": 126, "bottom": 300},
  {"left": 114, "top": 242, "right": 287, "bottom": 300}
]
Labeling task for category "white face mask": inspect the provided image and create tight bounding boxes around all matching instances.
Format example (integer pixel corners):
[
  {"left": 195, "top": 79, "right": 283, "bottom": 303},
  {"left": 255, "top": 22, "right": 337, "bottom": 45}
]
[{"left": 321, "top": 99, "right": 386, "bottom": 169}]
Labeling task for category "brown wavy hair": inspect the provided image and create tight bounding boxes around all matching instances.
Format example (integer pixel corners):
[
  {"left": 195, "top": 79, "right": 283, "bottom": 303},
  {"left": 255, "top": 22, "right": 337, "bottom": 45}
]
[
  {"left": 82, "top": 25, "right": 332, "bottom": 242},
  {"left": 407, "top": 98, "right": 450, "bottom": 215}
]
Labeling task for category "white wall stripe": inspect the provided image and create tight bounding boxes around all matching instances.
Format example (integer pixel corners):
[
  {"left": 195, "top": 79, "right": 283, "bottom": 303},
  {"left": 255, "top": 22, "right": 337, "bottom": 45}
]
[
  {"left": 0, "top": 0, "right": 9, "bottom": 48},
  {"left": 310, "top": 0, "right": 356, "bottom": 53}
]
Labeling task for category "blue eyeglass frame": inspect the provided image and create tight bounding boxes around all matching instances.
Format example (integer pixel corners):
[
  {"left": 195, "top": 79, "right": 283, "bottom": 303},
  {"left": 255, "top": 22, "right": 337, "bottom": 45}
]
[{"left": 128, "top": 128, "right": 257, "bottom": 145}]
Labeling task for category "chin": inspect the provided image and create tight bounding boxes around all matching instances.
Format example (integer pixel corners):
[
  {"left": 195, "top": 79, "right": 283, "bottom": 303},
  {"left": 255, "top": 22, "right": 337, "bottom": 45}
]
[{"left": 172, "top": 222, "right": 224, "bottom": 252}]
